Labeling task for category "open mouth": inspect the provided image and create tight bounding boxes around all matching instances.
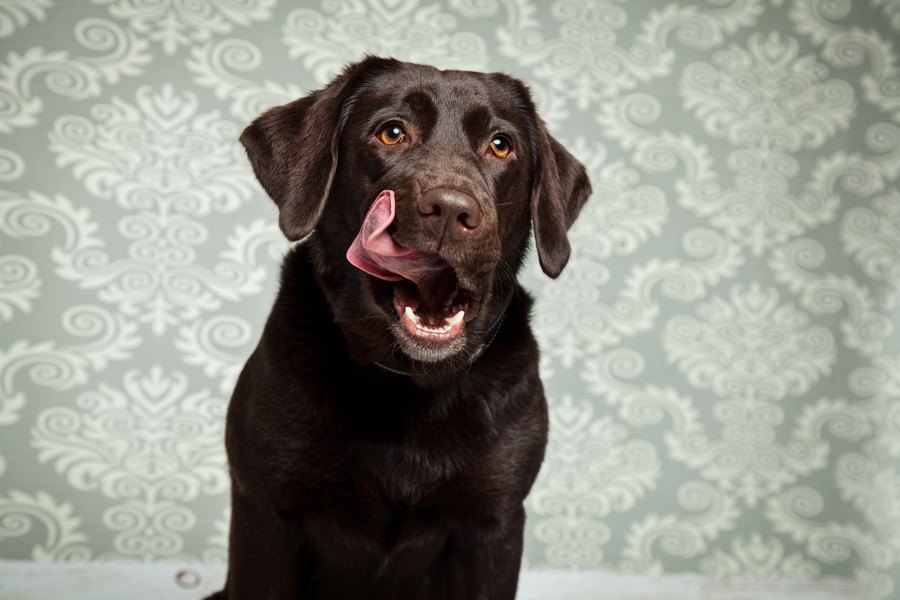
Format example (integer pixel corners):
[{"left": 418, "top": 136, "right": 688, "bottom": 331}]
[
  {"left": 346, "top": 190, "right": 482, "bottom": 348},
  {"left": 390, "top": 267, "right": 480, "bottom": 344}
]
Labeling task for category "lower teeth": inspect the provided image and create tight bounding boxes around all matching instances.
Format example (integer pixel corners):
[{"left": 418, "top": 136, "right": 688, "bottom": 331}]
[{"left": 404, "top": 306, "right": 465, "bottom": 333}]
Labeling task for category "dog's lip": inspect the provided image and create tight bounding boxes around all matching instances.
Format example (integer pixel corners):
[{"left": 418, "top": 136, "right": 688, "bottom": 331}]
[
  {"left": 389, "top": 283, "right": 481, "bottom": 319},
  {"left": 392, "top": 292, "right": 467, "bottom": 342},
  {"left": 368, "top": 264, "right": 483, "bottom": 344}
]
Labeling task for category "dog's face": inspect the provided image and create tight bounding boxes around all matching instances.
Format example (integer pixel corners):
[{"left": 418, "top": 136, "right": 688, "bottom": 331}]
[{"left": 241, "top": 57, "right": 590, "bottom": 366}]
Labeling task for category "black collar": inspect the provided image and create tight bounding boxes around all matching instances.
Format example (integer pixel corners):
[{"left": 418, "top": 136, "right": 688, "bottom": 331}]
[{"left": 373, "top": 311, "right": 506, "bottom": 377}]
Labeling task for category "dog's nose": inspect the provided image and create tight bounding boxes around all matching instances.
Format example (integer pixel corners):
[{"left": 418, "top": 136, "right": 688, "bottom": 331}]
[{"left": 417, "top": 188, "right": 482, "bottom": 239}]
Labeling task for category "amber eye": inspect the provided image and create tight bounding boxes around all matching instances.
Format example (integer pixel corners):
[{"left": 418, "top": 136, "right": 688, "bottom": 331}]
[
  {"left": 378, "top": 124, "right": 405, "bottom": 145},
  {"left": 489, "top": 135, "right": 511, "bottom": 158}
]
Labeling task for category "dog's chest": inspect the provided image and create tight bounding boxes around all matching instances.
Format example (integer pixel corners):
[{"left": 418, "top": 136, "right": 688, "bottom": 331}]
[
  {"left": 296, "top": 408, "right": 512, "bottom": 529},
  {"left": 351, "top": 437, "right": 471, "bottom": 506},
  {"left": 277, "top": 364, "right": 542, "bottom": 557},
  {"left": 297, "top": 440, "right": 505, "bottom": 563}
]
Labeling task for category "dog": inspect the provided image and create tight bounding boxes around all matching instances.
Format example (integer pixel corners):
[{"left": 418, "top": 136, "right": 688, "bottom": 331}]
[{"left": 206, "top": 56, "right": 591, "bottom": 600}]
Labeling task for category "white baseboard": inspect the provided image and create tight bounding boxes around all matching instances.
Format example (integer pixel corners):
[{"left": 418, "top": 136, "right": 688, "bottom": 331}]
[{"left": 0, "top": 560, "right": 869, "bottom": 600}]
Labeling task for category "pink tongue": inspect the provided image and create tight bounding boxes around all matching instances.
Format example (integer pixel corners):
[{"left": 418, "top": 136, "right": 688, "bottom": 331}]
[{"left": 346, "top": 190, "right": 443, "bottom": 284}]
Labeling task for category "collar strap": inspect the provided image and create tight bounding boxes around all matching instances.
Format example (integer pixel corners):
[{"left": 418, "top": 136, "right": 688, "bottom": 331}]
[{"left": 373, "top": 311, "right": 506, "bottom": 377}]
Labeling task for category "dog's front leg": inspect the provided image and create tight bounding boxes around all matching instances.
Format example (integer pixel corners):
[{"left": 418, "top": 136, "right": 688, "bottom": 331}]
[
  {"left": 206, "top": 489, "right": 309, "bottom": 600},
  {"left": 434, "top": 504, "right": 525, "bottom": 600}
]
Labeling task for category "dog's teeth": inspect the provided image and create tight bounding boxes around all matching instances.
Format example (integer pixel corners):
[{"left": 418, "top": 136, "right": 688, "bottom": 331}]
[
  {"left": 406, "top": 306, "right": 464, "bottom": 335},
  {"left": 445, "top": 310, "right": 465, "bottom": 327},
  {"left": 405, "top": 306, "right": 422, "bottom": 326}
]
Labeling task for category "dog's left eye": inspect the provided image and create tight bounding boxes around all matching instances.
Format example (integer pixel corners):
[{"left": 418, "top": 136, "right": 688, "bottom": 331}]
[
  {"left": 378, "top": 124, "right": 406, "bottom": 145},
  {"left": 489, "top": 135, "right": 511, "bottom": 158}
]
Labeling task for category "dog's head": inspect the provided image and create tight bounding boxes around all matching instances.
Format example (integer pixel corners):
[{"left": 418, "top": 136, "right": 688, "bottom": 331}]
[{"left": 241, "top": 56, "right": 590, "bottom": 367}]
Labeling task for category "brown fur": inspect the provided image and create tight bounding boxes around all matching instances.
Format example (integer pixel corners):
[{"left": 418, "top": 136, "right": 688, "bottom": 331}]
[{"left": 206, "top": 56, "right": 591, "bottom": 600}]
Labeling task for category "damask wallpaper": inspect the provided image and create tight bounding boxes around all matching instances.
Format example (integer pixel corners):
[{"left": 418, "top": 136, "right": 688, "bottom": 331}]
[{"left": 0, "top": 0, "right": 898, "bottom": 597}]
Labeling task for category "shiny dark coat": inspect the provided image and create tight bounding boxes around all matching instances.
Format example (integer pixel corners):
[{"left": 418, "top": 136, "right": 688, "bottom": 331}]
[{"left": 206, "top": 56, "right": 590, "bottom": 600}]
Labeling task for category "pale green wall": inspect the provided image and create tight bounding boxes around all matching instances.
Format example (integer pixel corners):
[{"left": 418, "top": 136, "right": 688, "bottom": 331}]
[{"left": 1, "top": 0, "right": 898, "bottom": 597}]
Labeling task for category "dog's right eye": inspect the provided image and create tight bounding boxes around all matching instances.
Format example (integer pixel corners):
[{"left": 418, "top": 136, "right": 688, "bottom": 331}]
[{"left": 378, "top": 124, "right": 406, "bottom": 145}]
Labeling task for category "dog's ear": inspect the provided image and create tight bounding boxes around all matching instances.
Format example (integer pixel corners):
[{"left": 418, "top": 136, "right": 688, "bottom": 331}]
[
  {"left": 240, "top": 56, "right": 401, "bottom": 241},
  {"left": 530, "top": 119, "right": 592, "bottom": 278}
]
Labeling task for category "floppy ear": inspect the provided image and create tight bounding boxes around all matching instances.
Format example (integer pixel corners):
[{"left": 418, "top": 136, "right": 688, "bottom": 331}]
[
  {"left": 530, "top": 120, "right": 592, "bottom": 278},
  {"left": 239, "top": 56, "right": 400, "bottom": 240}
]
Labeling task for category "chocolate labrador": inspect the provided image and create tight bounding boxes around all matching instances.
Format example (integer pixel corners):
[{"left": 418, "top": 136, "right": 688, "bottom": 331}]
[{"left": 206, "top": 56, "right": 590, "bottom": 600}]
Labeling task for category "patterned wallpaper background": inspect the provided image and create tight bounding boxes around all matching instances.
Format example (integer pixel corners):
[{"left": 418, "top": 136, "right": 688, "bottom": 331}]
[{"left": 0, "top": 0, "right": 898, "bottom": 597}]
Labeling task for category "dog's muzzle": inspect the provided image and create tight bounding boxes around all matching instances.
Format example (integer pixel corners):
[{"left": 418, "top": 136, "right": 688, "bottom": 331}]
[{"left": 346, "top": 190, "right": 481, "bottom": 346}]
